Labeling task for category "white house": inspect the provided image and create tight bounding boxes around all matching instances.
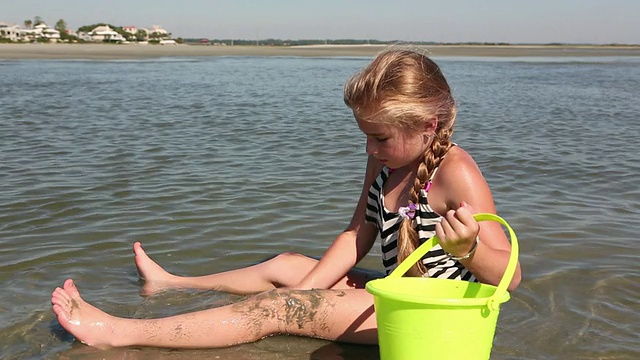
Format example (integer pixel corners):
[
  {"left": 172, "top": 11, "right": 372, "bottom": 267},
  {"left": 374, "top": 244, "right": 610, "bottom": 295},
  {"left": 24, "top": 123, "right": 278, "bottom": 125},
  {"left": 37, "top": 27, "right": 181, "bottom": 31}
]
[
  {"left": 148, "top": 25, "right": 169, "bottom": 39},
  {"left": 122, "top": 25, "right": 149, "bottom": 41},
  {"left": 1, "top": 21, "right": 172, "bottom": 43},
  {"left": 89, "top": 25, "right": 126, "bottom": 42},
  {"left": 0, "top": 21, "right": 60, "bottom": 42},
  {"left": 33, "top": 23, "right": 61, "bottom": 42},
  {"left": 150, "top": 25, "right": 167, "bottom": 34},
  {"left": 0, "top": 22, "right": 22, "bottom": 41},
  {"left": 123, "top": 26, "right": 136, "bottom": 34}
]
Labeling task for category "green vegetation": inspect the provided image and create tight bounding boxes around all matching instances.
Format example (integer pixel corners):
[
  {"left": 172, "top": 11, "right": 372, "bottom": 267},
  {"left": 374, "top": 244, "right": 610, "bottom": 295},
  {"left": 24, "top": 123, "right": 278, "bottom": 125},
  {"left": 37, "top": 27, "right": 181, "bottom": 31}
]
[
  {"left": 1, "top": 31, "right": 11, "bottom": 42},
  {"left": 54, "top": 19, "right": 80, "bottom": 42},
  {"left": 33, "top": 16, "right": 44, "bottom": 26},
  {"left": 134, "top": 29, "right": 147, "bottom": 42},
  {"left": 54, "top": 19, "right": 67, "bottom": 33}
]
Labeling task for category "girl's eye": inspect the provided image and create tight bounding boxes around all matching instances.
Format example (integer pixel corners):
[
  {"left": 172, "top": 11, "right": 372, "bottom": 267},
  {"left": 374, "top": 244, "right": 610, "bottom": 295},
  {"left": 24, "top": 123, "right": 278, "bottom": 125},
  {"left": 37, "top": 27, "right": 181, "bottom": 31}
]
[{"left": 376, "top": 137, "right": 389, "bottom": 142}]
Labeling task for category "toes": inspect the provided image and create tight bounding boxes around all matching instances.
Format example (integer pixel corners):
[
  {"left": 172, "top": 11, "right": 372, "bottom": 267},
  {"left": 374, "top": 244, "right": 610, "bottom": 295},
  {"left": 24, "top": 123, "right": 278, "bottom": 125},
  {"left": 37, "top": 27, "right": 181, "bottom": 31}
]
[
  {"left": 133, "top": 242, "right": 145, "bottom": 256},
  {"left": 52, "top": 287, "right": 71, "bottom": 306},
  {"left": 52, "top": 290, "right": 73, "bottom": 321},
  {"left": 52, "top": 304, "right": 69, "bottom": 320},
  {"left": 63, "top": 279, "right": 81, "bottom": 298}
]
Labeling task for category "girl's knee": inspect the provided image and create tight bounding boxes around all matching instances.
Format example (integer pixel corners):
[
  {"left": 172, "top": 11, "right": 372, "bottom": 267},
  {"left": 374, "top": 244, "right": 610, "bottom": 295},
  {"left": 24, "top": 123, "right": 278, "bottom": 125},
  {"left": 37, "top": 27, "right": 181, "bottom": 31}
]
[
  {"left": 267, "top": 252, "right": 314, "bottom": 267},
  {"left": 258, "top": 253, "right": 316, "bottom": 288},
  {"left": 250, "top": 288, "right": 337, "bottom": 333}
]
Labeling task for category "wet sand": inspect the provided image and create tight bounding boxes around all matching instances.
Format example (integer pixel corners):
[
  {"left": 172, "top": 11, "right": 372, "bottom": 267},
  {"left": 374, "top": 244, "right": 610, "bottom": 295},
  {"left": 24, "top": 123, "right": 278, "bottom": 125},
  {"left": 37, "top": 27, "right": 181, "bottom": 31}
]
[{"left": 1, "top": 43, "right": 640, "bottom": 60}]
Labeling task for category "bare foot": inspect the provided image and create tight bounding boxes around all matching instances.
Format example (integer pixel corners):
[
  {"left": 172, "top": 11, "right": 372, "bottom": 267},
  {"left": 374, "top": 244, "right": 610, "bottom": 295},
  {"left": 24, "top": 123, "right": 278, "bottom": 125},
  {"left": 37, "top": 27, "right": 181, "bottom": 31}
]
[
  {"left": 133, "top": 242, "right": 179, "bottom": 295},
  {"left": 51, "top": 279, "right": 121, "bottom": 348}
]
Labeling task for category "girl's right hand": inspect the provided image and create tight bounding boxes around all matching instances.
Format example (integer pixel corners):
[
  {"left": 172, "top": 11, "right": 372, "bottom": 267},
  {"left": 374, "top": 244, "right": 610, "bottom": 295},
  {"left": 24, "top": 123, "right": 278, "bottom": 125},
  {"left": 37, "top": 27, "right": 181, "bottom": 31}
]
[{"left": 435, "top": 202, "right": 480, "bottom": 259}]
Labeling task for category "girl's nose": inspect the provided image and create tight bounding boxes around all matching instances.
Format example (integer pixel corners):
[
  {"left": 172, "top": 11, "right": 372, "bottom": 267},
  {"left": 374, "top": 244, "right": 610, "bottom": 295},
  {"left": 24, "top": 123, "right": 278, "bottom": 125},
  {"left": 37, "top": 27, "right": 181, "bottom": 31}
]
[{"left": 365, "top": 138, "right": 376, "bottom": 155}]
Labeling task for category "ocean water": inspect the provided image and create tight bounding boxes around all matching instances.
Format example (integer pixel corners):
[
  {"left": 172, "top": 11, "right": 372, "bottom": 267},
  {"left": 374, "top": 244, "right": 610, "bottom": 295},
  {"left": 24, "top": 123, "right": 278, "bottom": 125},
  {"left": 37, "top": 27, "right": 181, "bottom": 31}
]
[{"left": 1, "top": 54, "right": 639, "bottom": 359}]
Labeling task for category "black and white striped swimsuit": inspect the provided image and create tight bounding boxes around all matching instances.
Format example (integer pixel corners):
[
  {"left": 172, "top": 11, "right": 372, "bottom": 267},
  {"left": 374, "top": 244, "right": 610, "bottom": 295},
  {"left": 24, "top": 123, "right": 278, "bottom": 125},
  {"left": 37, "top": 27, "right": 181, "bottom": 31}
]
[{"left": 365, "top": 166, "right": 476, "bottom": 281}]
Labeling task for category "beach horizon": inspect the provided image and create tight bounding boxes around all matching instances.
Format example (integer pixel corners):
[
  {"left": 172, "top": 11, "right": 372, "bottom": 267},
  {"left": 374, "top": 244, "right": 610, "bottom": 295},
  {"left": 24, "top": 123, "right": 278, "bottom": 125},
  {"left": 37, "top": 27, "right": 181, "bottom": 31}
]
[{"left": 2, "top": 43, "right": 640, "bottom": 60}]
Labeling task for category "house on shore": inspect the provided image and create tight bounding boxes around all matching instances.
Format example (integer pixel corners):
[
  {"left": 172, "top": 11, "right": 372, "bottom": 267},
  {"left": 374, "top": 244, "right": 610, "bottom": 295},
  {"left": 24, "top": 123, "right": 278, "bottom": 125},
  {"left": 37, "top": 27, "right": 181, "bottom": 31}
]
[
  {"left": 122, "top": 25, "right": 149, "bottom": 41},
  {"left": 33, "top": 23, "right": 60, "bottom": 42},
  {"left": 87, "top": 25, "right": 126, "bottom": 42},
  {"left": 122, "top": 25, "right": 138, "bottom": 35},
  {"left": 148, "top": 25, "right": 170, "bottom": 40},
  {"left": 1, "top": 20, "right": 173, "bottom": 44},
  {"left": 0, "top": 22, "right": 22, "bottom": 41},
  {"left": 0, "top": 21, "right": 59, "bottom": 42}
]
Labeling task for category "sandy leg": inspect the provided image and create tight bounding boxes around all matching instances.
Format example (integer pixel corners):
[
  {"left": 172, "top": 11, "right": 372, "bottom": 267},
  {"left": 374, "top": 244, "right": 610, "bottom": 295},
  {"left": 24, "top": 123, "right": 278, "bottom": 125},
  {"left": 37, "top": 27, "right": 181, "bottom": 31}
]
[{"left": 51, "top": 279, "right": 378, "bottom": 349}]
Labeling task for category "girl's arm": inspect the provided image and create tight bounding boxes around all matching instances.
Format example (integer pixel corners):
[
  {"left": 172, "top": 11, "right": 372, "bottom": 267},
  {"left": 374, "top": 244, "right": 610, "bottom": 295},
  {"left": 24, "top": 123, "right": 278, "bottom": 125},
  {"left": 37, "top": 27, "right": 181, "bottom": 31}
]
[
  {"left": 294, "top": 155, "right": 382, "bottom": 290},
  {"left": 432, "top": 147, "right": 522, "bottom": 291}
]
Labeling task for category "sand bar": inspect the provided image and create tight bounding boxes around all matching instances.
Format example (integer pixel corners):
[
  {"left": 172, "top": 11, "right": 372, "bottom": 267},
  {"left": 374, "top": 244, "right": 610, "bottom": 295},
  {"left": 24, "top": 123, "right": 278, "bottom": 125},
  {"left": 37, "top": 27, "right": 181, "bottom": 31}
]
[{"left": 1, "top": 43, "right": 640, "bottom": 60}]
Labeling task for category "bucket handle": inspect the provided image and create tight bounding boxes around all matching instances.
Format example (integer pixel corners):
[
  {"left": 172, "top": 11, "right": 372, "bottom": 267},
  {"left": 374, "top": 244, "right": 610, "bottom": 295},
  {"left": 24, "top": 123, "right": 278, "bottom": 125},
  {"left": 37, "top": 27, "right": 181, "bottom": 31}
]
[{"left": 387, "top": 213, "right": 519, "bottom": 310}]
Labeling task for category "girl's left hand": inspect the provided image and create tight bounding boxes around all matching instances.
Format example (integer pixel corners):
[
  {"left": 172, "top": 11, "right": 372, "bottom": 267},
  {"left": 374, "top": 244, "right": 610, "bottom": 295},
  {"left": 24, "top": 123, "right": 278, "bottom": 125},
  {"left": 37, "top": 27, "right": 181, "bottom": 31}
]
[{"left": 435, "top": 202, "right": 480, "bottom": 259}]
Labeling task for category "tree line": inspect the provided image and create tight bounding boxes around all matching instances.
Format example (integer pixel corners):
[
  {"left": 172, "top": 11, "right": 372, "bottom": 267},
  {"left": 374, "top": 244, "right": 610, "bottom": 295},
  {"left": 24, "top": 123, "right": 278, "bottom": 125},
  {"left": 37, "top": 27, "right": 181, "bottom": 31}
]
[{"left": 19, "top": 16, "right": 171, "bottom": 43}]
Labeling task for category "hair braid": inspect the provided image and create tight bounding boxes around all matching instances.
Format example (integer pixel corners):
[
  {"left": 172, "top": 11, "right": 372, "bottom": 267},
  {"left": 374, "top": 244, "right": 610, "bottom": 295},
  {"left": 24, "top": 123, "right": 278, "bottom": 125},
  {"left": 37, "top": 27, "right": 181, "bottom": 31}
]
[{"left": 397, "top": 129, "right": 453, "bottom": 276}]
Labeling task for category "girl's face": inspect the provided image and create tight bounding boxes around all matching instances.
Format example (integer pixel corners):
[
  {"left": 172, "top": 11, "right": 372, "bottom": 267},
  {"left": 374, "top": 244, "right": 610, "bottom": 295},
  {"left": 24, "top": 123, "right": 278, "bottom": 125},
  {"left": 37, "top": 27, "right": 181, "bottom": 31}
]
[{"left": 357, "top": 118, "right": 431, "bottom": 170}]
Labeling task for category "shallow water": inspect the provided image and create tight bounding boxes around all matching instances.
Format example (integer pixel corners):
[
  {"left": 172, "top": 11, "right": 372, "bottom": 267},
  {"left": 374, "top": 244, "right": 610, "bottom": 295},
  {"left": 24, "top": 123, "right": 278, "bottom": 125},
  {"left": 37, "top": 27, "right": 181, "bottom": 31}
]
[{"left": 1, "top": 55, "right": 639, "bottom": 359}]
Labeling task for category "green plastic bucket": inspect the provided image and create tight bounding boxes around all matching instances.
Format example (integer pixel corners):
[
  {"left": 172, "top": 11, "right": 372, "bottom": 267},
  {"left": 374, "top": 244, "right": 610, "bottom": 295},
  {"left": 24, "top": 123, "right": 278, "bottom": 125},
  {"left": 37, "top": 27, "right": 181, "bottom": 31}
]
[{"left": 366, "top": 213, "right": 519, "bottom": 360}]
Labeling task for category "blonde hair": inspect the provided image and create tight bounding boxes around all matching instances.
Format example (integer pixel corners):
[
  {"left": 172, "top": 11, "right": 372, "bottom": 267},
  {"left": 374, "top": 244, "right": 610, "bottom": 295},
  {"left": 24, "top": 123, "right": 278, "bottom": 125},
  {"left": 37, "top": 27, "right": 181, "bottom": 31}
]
[{"left": 344, "top": 49, "right": 457, "bottom": 276}]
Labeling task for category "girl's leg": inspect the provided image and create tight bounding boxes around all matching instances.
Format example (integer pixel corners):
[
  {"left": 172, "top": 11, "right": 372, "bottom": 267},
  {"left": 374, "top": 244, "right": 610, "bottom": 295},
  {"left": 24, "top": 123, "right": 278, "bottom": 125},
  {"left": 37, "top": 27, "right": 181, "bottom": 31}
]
[
  {"left": 135, "top": 242, "right": 375, "bottom": 295},
  {"left": 52, "top": 279, "right": 377, "bottom": 349}
]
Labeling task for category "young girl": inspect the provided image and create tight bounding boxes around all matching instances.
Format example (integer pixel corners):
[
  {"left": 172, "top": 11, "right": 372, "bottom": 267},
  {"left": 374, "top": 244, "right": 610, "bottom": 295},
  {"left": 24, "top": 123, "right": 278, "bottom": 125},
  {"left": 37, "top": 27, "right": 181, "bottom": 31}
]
[{"left": 51, "top": 49, "right": 521, "bottom": 349}]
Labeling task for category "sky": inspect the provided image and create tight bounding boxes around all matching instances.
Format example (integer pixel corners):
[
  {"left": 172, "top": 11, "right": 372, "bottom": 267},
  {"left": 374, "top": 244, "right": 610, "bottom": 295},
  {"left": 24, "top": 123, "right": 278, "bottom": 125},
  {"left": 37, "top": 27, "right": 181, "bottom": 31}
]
[{"left": 3, "top": 0, "right": 639, "bottom": 44}]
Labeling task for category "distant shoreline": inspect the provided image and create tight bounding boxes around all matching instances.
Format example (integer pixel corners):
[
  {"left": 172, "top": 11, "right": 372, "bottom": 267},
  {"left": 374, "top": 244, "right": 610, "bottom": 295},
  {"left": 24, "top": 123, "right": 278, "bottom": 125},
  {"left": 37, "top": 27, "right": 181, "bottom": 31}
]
[{"left": 1, "top": 43, "right": 640, "bottom": 60}]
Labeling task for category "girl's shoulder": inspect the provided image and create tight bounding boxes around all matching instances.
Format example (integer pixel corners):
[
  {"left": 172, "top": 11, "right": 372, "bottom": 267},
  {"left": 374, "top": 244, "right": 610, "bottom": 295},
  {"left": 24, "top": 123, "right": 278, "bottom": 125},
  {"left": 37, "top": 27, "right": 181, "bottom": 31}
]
[
  {"left": 440, "top": 146, "right": 479, "bottom": 172},
  {"left": 428, "top": 146, "right": 492, "bottom": 214},
  {"left": 435, "top": 146, "right": 486, "bottom": 193}
]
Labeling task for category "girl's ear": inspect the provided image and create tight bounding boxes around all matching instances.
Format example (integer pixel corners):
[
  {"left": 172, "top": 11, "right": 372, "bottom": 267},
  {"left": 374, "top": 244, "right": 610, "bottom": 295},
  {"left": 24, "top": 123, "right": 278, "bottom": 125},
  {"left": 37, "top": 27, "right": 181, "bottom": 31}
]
[{"left": 421, "top": 117, "right": 438, "bottom": 137}]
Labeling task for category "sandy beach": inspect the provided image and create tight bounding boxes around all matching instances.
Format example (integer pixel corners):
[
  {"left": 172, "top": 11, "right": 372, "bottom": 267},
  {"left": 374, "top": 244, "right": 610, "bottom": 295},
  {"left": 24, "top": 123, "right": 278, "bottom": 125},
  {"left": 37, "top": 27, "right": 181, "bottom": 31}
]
[{"left": 1, "top": 43, "right": 640, "bottom": 60}]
